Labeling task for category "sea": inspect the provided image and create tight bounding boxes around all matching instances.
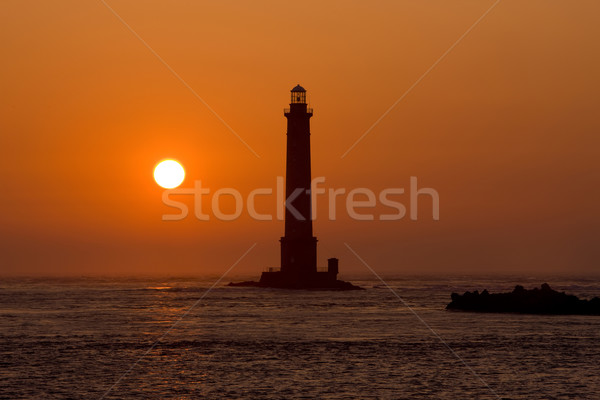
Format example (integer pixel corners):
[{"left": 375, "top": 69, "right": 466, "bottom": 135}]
[{"left": 1, "top": 275, "right": 599, "bottom": 399}]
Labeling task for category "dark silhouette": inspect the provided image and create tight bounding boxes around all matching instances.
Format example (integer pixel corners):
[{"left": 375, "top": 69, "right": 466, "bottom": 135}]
[
  {"left": 446, "top": 283, "right": 600, "bottom": 315},
  {"left": 229, "top": 85, "right": 361, "bottom": 290}
]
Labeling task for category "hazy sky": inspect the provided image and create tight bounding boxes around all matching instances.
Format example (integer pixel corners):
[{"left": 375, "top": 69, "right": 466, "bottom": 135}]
[{"left": 1, "top": 1, "right": 598, "bottom": 276}]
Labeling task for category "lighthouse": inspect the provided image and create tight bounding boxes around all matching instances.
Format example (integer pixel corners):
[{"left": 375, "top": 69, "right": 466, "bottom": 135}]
[
  {"left": 280, "top": 85, "right": 318, "bottom": 277},
  {"left": 229, "top": 85, "right": 361, "bottom": 290}
]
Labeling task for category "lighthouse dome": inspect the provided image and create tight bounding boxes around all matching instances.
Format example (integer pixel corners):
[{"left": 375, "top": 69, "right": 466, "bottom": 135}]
[{"left": 291, "top": 84, "right": 306, "bottom": 92}]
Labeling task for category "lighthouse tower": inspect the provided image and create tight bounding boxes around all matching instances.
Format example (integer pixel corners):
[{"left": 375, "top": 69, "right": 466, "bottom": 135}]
[
  {"left": 280, "top": 84, "right": 317, "bottom": 278},
  {"left": 242, "top": 85, "right": 360, "bottom": 290}
]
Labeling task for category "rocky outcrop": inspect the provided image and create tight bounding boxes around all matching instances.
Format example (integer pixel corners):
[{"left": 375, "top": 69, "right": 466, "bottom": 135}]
[
  {"left": 227, "top": 276, "right": 363, "bottom": 290},
  {"left": 446, "top": 283, "right": 600, "bottom": 315}
]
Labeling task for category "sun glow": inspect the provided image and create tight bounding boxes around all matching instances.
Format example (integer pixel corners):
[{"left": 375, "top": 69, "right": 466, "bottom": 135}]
[{"left": 154, "top": 160, "right": 185, "bottom": 189}]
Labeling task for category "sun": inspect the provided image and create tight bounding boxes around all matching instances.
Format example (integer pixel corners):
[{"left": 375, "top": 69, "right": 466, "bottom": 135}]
[{"left": 154, "top": 160, "right": 185, "bottom": 189}]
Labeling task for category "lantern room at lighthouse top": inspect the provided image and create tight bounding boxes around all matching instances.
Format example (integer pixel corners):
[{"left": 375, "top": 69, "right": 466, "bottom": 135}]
[{"left": 290, "top": 84, "right": 306, "bottom": 104}]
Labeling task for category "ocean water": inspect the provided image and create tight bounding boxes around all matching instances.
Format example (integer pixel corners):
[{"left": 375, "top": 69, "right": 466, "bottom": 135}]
[{"left": 1, "top": 275, "right": 599, "bottom": 399}]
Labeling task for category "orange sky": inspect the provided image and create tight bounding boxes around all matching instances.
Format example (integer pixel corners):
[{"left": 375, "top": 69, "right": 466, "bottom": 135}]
[{"left": 1, "top": 1, "right": 599, "bottom": 276}]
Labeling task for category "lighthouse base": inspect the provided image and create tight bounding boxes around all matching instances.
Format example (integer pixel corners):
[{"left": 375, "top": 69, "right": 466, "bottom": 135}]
[{"left": 228, "top": 270, "right": 362, "bottom": 290}]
